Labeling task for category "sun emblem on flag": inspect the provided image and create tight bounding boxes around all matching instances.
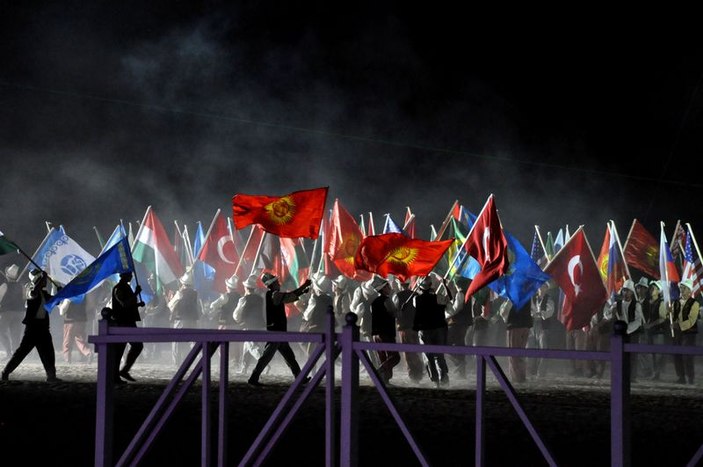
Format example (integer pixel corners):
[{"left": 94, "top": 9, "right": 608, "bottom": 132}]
[
  {"left": 342, "top": 234, "right": 361, "bottom": 264},
  {"left": 265, "top": 196, "right": 296, "bottom": 225},
  {"left": 644, "top": 246, "right": 658, "bottom": 266},
  {"left": 599, "top": 256, "right": 608, "bottom": 280},
  {"left": 387, "top": 245, "right": 418, "bottom": 265}
]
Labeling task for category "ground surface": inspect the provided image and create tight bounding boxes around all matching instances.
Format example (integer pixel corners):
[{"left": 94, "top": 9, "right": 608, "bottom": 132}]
[{"left": 1, "top": 353, "right": 702, "bottom": 466}]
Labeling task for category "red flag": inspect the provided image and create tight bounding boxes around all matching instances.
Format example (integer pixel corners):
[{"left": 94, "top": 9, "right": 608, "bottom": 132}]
[
  {"left": 198, "top": 210, "right": 239, "bottom": 293},
  {"left": 354, "top": 233, "right": 453, "bottom": 282},
  {"left": 544, "top": 227, "right": 607, "bottom": 331},
  {"left": 623, "top": 218, "right": 660, "bottom": 279},
  {"left": 328, "top": 199, "right": 372, "bottom": 281},
  {"left": 232, "top": 187, "right": 328, "bottom": 239},
  {"left": 595, "top": 224, "right": 610, "bottom": 282},
  {"left": 463, "top": 195, "right": 510, "bottom": 299},
  {"left": 403, "top": 207, "right": 416, "bottom": 239}
]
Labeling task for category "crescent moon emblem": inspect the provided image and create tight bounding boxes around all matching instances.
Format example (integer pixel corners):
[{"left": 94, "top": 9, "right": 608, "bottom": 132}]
[
  {"left": 217, "top": 237, "right": 237, "bottom": 264},
  {"left": 482, "top": 227, "right": 491, "bottom": 262}
]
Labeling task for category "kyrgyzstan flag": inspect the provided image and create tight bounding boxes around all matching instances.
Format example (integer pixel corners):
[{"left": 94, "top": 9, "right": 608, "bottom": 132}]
[
  {"left": 354, "top": 233, "right": 453, "bottom": 282},
  {"left": 623, "top": 218, "right": 660, "bottom": 279},
  {"left": 198, "top": 209, "right": 239, "bottom": 293},
  {"left": 328, "top": 198, "right": 371, "bottom": 281},
  {"left": 232, "top": 187, "right": 328, "bottom": 239}
]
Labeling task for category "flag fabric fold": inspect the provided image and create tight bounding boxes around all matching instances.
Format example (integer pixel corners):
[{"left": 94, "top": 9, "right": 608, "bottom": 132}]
[
  {"left": 354, "top": 233, "right": 453, "bottom": 282},
  {"left": 682, "top": 224, "right": 703, "bottom": 297},
  {"left": 659, "top": 223, "right": 681, "bottom": 304},
  {"left": 132, "top": 207, "right": 184, "bottom": 291},
  {"left": 623, "top": 219, "right": 660, "bottom": 279},
  {"left": 544, "top": 227, "right": 607, "bottom": 331},
  {"left": 45, "top": 237, "right": 135, "bottom": 311},
  {"left": 462, "top": 195, "right": 510, "bottom": 300},
  {"left": 232, "top": 187, "right": 328, "bottom": 239},
  {"left": 32, "top": 227, "right": 96, "bottom": 286},
  {"left": 0, "top": 230, "right": 18, "bottom": 255},
  {"left": 198, "top": 210, "right": 239, "bottom": 294},
  {"left": 328, "top": 199, "right": 371, "bottom": 281}
]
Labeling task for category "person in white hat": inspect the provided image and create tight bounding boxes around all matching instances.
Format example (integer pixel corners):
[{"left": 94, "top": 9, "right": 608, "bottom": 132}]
[
  {"left": 168, "top": 270, "right": 200, "bottom": 366},
  {"left": 300, "top": 274, "right": 333, "bottom": 358},
  {"left": 209, "top": 274, "right": 243, "bottom": 369},
  {"left": 670, "top": 279, "right": 699, "bottom": 384},
  {"left": 233, "top": 274, "right": 266, "bottom": 375},
  {"left": 605, "top": 278, "right": 644, "bottom": 381},
  {"left": 642, "top": 280, "right": 669, "bottom": 380},
  {"left": 2, "top": 269, "right": 62, "bottom": 382},
  {"left": 0, "top": 264, "right": 24, "bottom": 360},
  {"left": 247, "top": 272, "right": 312, "bottom": 386}
]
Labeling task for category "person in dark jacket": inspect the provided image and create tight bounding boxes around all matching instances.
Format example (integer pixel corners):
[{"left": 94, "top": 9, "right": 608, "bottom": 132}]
[
  {"left": 1, "top": 269, "right": 61, "bottom": 382},
  {"left": 111, "top": 271, "right": 145, "bottom": 383},
  {"left": 413, "top": 275, "right": 450, "bottom": 387},
  {"left": 370, "top": 277, "right": 400, "bottom": 384},
  {"left": 247, "top": 272, "right": 312, "bottom": 386},
  {"left": 500, "top": 297, "right": 533, "bottom": 383}
]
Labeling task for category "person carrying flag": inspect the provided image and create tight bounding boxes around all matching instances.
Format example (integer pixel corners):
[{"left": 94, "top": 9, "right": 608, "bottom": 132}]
[
  {"left": 1, "top": 269, "right": 62, "bottom": 382},
  {"left": 111, "top": 271, "right": 145, "bottom": 383}
]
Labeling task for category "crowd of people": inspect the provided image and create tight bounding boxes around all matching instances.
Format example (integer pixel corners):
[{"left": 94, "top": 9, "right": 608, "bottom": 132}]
[{"left": 0, "top": 260, "right": 701, "bottom": 387}]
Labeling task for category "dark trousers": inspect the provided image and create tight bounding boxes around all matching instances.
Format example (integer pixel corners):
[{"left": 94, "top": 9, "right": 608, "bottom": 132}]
[
  {"left": 673, "top": 332, "right": 696, "bottom": 383},
  {"left": 250, "top": 341, "right": 302, "bottom": 381},
  {"left": 113, "top": 322, "right": 143, "bottom": 379},
  {"left": 2, "top": 324, "right": 56, "bottom": 379}
]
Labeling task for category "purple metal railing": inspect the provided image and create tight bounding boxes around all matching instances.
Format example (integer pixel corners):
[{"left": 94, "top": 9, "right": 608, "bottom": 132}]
[{"left": 89, "top": 311, "right": 703, "bottom": 467}]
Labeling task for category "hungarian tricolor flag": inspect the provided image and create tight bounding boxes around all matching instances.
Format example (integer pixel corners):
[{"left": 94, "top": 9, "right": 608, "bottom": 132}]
[
  {"left": 623, "top": 218, "right": 660, "bottom": 279},
  {"left": 544, "top": 227, "right": 607, "bottom": 331},
  {"left": 232, "top": 187, "right": 328, "bottom": 239},
  {"left": 198, "top": 209, "right": 239, "bottom": 293},
  {"left": 463, "top": 195, "right": 510, "bottom": 300},
  {"left": 354, "top": 233, "right": 453, "bottom": 282},
  {"left": 132, "top": 206, "right": 184, "bottom": 291},
  {"left": 328, "top": 199, "right": 371, "bottom": 281}
]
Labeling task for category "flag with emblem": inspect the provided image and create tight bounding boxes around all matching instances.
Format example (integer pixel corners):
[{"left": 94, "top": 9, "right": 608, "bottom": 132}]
[
  {"left": 623, "top": 218, "right": 660, "bottom": 279},
  {"left": 681, "top": 224, "right": 703, "bottom": 298},
  {"left": 354, "top": 233, "right": 453, "bottom": 282},
  {"left": 198, "top": 209, "right": 239, "bottom": 294},
  {"left": 606, "top": 221, "right": 630, "bottom": 299},
  {"left": 328, "top": 199, "right": 372, "bottom": 281},
  {"left": 544, "top": 226, "right": 607, "bottom": 331},
  {"left": 462, "top": 195, "right": 510, "bottom": 300},
  {"left": 232, "top": 187, "right": 328, "bottom": 239},
  {"left": 30, "top": 226, "right": 95, "bottom": 286}
]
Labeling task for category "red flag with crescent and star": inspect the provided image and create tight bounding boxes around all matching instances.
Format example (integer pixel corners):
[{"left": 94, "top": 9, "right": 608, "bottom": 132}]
[
  {"left": 544, "top": 226, "right": 607, "bottom": 331},
  {"left": 354, "top": 233, "right": 453, "bottom": 282},
  {"left": 198, "top": 209, "right": 239, "bottom": 293},
  {"left": 232, "top": 187, "right": 328, "bottom": 239},
  {"left": 463, "top": 194, "right": 510, "bottom": 300}
]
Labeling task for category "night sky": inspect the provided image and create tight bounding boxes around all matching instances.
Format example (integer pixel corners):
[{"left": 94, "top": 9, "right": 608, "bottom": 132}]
[{"left": 2, "top": 3, "right": 702, "bottom": 267}]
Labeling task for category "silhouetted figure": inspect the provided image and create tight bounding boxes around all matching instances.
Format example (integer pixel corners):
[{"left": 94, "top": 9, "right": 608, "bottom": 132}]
[
  {"left": 168, "top": 271, "right": 200, "bottom": 366},
  {"left": 0, "top": 264, "right": 25, "bottom": 359},
  {"left": 111, "top": 271, "right": 145, "bottom": 383},
  {"left": 1, "top": 269, "right": 61, "bottom": 382},
  {"left": 413, "top": 275, "right": 450, "bottom": 387},
  {"left": 58, "top": 297, "right": 93, "bottom": 363},
  {"left": 247, "top": 272, "right": 311, "bottom": 386}
]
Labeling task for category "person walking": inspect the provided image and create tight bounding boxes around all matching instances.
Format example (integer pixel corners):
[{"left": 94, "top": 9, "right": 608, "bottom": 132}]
[
  {"left": 0, "top": 264, "right": 25, "bottom": 360},
  {"left": 370, "top": 277, "right": 400, "bottom": 384},
  {"left": 413, "top": 275, "right": 450, "bottom": 387},
  {"left": 58, "top": 297, "right": 93, "bottom": 364},
  {"left": 1, "top": 269, "right": 62, "bottom": 382},
  {"left": 247, "top": 272, "right": 312, "bottom": 386},
  {"left": 500, "top": 297, "right": 533, "bottom": 384},
  {"left": 111, "top": 271, "right": 145, "bottom": 383},
  {"left": 392, "top": 278, "right": 424, "bottom": 382},
  {"left": 168, "top": 271, "right": 200, "bottom": 366},
  {"left": 530, "top": 281, "right": 557, "bottom": 378}
]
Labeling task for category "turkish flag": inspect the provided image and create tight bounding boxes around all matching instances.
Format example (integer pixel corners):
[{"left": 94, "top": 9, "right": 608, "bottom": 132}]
[
  {"left": 198, "top": 210, "right": 239, "bottom": 293},
  {"left": 545, "top": 227, "right": 607, "bottom": 331},
  {"left": 463, "top": 195, "right": 510, "bottom": 300}
]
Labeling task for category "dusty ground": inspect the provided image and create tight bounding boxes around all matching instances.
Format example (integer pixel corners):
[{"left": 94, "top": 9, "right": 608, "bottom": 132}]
[{"left": 1, "top": 353, "right": 702, "bottom": 466}]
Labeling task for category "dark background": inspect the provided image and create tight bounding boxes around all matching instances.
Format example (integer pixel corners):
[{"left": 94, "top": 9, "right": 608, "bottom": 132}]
[{"left": 2, "top": 3, "right": 702, "bottom": 267}]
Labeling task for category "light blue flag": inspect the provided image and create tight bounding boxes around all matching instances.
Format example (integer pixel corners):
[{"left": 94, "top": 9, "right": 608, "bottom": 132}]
[
  {"left": 100, "top": 223, "right": 154, "bottom": 304},
  {"left": 193, "top": 222, "right": 217, "bottom": 301},
  {"left": 32, "top": 226, "right": 95, "bottom": 286},
  {"left": 488, "top": 231, "right": 551, "bottom": 310},
  {"left": 45, "top": 237, "right": 135, "bottom": 311}
]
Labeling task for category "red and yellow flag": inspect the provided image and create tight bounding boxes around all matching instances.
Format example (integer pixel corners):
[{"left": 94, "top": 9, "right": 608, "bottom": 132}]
[
  {"left": 623, "top": 218, "right": 660, "bottom": 279},
  {"left": 232, "top": 187, "right": 328, "bottom": 239},
  {"left": 328, "top": 199, "right": 372, "bottom": 281},
  {"left": 354, "top": 233, "right": 453, "bottom": 282}
]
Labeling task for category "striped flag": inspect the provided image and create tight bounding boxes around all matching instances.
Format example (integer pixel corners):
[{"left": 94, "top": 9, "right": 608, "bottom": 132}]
[
  {"left": 682, "top": 226, "right": 703, "bottom": 298},
  {"left": 132, "top": 206, "right": 184, "bottom": 292},
  {"left": 530, "top": 227, "right": 548, "bottom": 269}
]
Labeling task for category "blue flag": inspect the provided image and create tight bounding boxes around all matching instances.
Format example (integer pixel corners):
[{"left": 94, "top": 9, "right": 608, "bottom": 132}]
[
  {"left": 488, "top": 232, "right": 551, "bottom": 309},
  {"left": 382, "top": 214, "right": 403, "bottom": 234},
  {"left": 192, "top": 222, "right": 217, "bottom": 301},
  {"left": 45, "top": 237, "right": 135, "bottom": 311}
]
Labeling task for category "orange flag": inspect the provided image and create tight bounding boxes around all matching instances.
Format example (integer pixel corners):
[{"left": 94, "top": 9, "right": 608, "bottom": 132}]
[
  {"left": 623, "top": 218, "right": 660, "bottom": 279},
  {"left": 232, "top": 187, "right": 328, "bottom": 239},
  {"left": 354, "top": 233, "right": 453, "bottom": 282}
]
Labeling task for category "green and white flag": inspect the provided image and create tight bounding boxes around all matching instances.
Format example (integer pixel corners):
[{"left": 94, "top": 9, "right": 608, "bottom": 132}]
[{"left": 0, "top": 230, "right": 18, "bottom": 255}]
